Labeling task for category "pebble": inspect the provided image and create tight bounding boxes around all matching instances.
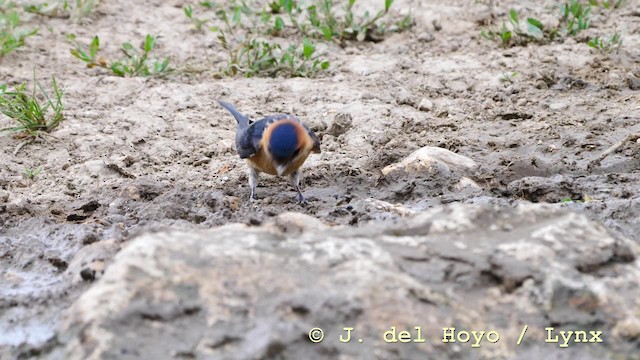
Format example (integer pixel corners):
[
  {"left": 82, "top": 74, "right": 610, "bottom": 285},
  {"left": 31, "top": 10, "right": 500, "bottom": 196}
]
[
  {"left": 549, "top": 102, "right": 568, "bottom": 111},
  {"left": 418, "top": 32, "right": 435, "bottom": 42},
  {"left": 418, "top": 98, "right": 434, "bottom": 112}
]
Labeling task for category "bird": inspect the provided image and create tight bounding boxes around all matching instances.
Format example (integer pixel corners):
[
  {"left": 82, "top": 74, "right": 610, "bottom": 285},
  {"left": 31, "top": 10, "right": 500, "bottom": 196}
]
[{"left": 217, "top": 100, "right": 321, "bottom": 203}]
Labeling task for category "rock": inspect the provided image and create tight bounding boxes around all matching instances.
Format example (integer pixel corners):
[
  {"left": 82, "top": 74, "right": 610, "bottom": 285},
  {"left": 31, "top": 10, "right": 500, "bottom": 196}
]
[
  {"left": 626, "top": 74, "right": 640, "bottom": 90},
  {"left": 0, "top": 190, "right": 9, "bottom": 202},
  {"left": 65, "top": 240, "right": 119, "bottom": 284},
  {"left": 613, "top": 318, "right": 640, "bottom": 339},
  {"left": 417, "top": 32, "right": 434, "bottom": 42},
  {"left": 326, "top": 113, "right": 353, "bottom": 137},
  {"left": 535, "top": 79, "right": 548, "bottom": 89},
  {"left": 224, "top": 196, "right": 240, "bottom": 211},
  {"left": 82, "top": 160, "right": 108, "bottom": 178},
  {"left": 394, "top": 87, "right": 416, "bottom": 106},
  {"left": 326, "top": 197, "right": 416, "bottom": 225},
  {"left": 51, "top": 204, "right": 640, "bottom": 359},
  {"left": 121, "top": 182, "right": 163, "bottom": 201},
  {"left": 382, "top": 146, "right": 478, "bottom": 177},
  {"left": 545, "top": 277, "right": 603, "bottom": 325},
  {"left": 506, "top": 175, "right": 580, "bottom": 203},
  {"left": 65, "top": 200, "right": 102, "bottom": 223},
  {"left": 273, "top": 212, "right": 326, "bottom": 234},
  {"left": 359, "top": 198, "right": 417, "bottom": 217},
  {"left": 305, "top": 116, "right": 327, "bottom": 133},
  {"left": 0, "top": 219, "right": 110, "bottom": 356},
  {"left": 418, "top": 98, "right": 434, "bottom": 112},
  {"left": 549, "top": 102, "right": 568, "bottom": 111},
  {"left": 453, "top": 176, "right": 482, "bottom": 192},
  {"left": 379, "top": 147, "right": 479, "bottom": 200},
  {"left": 432, "top": 19, "right": 442, "bottom": 32},
  {"left": 192, "top": 157, "right": 210, "bottom": 166},
  {"left": 436, "top": 107, "right": 449, "bottom": 117},
  {"left": 218, "top": 139, "right": 234, "bottom": 154},
  {"left": 103, "top": 222, "right": 126, "bottom": 242}
]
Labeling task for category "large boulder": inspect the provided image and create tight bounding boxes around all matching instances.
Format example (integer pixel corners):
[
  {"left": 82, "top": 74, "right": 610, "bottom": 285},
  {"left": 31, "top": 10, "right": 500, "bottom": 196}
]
[{"left": 46, "top": 204, "right": 640, "bottom": 359}]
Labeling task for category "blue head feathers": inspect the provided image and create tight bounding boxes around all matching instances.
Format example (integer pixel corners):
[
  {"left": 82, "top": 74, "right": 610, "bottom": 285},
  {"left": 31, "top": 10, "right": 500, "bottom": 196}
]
[{"left": 269, "top": 122, "right": 299, "bottom": 163}]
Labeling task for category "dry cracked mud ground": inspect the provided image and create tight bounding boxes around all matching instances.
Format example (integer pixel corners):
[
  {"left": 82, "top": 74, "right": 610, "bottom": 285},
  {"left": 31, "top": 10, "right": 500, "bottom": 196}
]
[{"left": 1, "top": 0, "right": 639, "bottom": 359}]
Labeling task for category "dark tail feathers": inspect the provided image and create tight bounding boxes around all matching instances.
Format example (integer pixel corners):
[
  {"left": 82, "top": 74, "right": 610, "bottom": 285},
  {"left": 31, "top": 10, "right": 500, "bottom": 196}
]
[{"left": 218, "top": 100, "right": 250, "bottom": 128}]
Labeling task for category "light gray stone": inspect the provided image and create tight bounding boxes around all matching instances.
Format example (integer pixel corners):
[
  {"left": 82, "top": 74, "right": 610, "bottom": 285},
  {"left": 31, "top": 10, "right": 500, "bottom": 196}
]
[{"left": 48, "top": 204, "right": 640, "bottom": 360}]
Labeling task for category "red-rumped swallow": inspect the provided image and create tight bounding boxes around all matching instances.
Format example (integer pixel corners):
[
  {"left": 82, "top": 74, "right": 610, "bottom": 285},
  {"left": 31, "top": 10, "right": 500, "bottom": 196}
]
[{"left": 218, "top": 100, "right": 321, "bottom": 203}]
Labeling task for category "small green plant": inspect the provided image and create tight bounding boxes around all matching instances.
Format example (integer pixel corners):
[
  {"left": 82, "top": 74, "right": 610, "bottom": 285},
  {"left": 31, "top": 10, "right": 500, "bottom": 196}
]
[
  {"left": 561, "top": 0, "right": 591, "bottom": 36},
  {"left": 481, "top": 0, "right": 621, "bottom": 49},
  {"left": 193, "top": 0, "right": 411, "bottom": 43},
  {"left": 0, "top": 2, "right": 38, "bottom": 57},
  {"left": 589, "top": 0, "right": 626, "bottom": 9},
  {"left": 24, "top": 0, "right": 98, "bottom": 20},
  {"left": 499, "top": 71, "right": 518, "bottom": 83},
  {"left": 587, "top": 32, "right": 623, "bottom": 53},
  {"left": 217, "top": 32, "right": 329, "bottom": 78},
  {"left": 302, "top": 0, "right": 410, "bottom": 42},
  {"left": 22, "top": 166, "right": 42, "bottom": 180},
  {"left": 184, "top": 1, "right": 263, "bottom": 37},
  {"left": 481, "top": 23, "right": 512, "bottom": 46},
  {"left": 481, "top": 9, "right": 555, "bottom": 47},
  {"left": 184, "top": 4, "right": 210, "bottom": 31},
  {"left": 265, "top": 0, "right": 302, "bottom": 31},
  {"left": 268, "top": 0, "right": 296, "bottom": 14},
  {"left": 0, "top": 76, "right": 64, "bottom": 151},
  {"left": 281, "top": 37, "right": 330, "bottom": 76},
  {"left": 70, "top": 34, "right": 171, "bottom": 77},
  {"left": 269, "top": 14, "right": 286, "bottom": 35}
]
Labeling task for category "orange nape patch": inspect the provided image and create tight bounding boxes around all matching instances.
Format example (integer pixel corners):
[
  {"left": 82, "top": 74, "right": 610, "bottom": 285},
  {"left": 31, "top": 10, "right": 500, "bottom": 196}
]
[{"left": 249, "top": 117, "right": 316, "bottom": 176}]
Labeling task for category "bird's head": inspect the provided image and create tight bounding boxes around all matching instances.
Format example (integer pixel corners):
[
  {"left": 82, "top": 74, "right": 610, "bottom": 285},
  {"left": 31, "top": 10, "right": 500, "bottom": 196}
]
[{"left": 265, "top": 119, "right": 314, "bottom": 176}]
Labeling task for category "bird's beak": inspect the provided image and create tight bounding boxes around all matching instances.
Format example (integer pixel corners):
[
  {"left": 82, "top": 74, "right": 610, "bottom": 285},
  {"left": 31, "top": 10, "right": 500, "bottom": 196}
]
[{"left": 276, "top": 164, "right": 287, "bottom": 176}]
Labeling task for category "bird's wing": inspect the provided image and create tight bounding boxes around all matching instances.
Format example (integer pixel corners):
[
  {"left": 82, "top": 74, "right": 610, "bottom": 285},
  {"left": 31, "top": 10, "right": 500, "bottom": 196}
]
[{"left": 236, "top": 115, "right": 290, "bottom": 159}]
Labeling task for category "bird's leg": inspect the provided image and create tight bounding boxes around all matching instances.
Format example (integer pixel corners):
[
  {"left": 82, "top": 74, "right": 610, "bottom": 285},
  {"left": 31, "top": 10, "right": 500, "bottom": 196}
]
[
  {"left": 290, "top": 170, "right": 305, "bottom": 204},
  {"left": 248, "top": 167, "right": 259, "bottom": 201}
]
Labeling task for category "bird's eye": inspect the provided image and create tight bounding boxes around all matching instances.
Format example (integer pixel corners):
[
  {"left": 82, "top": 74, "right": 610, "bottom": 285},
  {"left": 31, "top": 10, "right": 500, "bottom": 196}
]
[{"left": 292, "top": 148, "right": 300, "bottom": 157}]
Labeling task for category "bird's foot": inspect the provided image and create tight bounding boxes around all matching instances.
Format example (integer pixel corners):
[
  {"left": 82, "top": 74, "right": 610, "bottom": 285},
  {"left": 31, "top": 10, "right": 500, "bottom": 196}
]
[{"left": 296, "top": 192, "right": 307, "bottom": 205}]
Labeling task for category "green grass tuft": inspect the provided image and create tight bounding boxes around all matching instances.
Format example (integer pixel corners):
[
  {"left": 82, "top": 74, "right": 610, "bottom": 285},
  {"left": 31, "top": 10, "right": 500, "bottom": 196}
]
[
  {"left": 0, "top": 75, "right": 64, "bottom": 139},
  {"left": 587, "top": 32, "right": 623, "bottom": 54},
  {"left": 561, "top": 0, "right": 591, "bottom": 36},
  {"left": 22, "top": 165, "right": 42, "bottom": 180},
  {"left": 217, "top": 32, "right": 329, "bottom": 78},
  {"left": 499, "top": 71, "right": 518, "bottom": 83}
]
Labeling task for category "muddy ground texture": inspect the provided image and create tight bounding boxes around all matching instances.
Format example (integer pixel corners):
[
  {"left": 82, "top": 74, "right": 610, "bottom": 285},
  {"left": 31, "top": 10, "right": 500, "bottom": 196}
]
[{"left": 1, "top": 0, "right": 639, "bottom": 359}]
